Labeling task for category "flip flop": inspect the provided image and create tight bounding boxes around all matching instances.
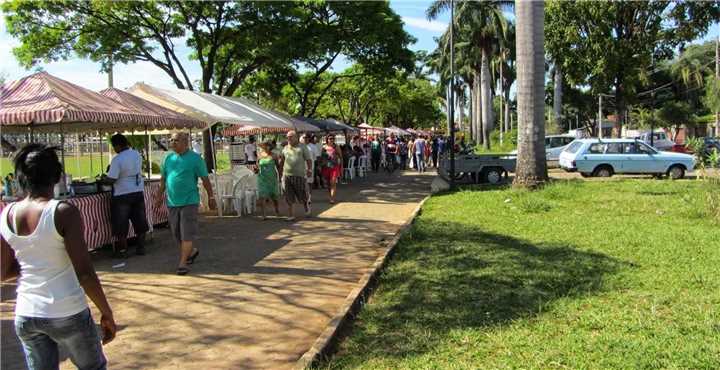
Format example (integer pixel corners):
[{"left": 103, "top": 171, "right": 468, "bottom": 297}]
[
  {"left": 176, "top": 267, "right": 190, "bottom": 276},
  {"left": 186, "top": 249, "right": 200, "bottom": 265}
]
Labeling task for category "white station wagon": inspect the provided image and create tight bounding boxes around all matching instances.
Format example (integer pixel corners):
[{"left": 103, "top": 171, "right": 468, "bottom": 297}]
[{"left": 559, "top": 138, "right": 695, "bottom": 179}]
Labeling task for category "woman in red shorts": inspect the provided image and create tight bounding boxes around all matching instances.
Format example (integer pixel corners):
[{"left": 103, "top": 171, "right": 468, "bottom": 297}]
[{"left": 320, "top": 135, "right": 343, "bottom": 204}]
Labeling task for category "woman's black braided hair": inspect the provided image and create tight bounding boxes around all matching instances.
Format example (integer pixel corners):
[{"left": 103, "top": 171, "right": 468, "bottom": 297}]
[{"left": 13, "top": 144, "right": 62, "bottom": 194}]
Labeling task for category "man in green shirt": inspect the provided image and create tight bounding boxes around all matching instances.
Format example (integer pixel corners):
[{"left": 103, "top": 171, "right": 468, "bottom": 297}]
[
  {"left": 280, "top": 130, "right": 312, "bottom": 221},
  {"left": 159, "top": 133, "right": 216, "bottom": 275}
]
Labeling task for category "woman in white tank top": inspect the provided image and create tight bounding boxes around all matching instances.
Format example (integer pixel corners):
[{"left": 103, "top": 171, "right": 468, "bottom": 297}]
[{"left": 1, "top": 144, "right": 116, "bottom": 370}]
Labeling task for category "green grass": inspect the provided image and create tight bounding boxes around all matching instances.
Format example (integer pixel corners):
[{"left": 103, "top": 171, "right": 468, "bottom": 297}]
[
  {"left": 0, "top": 150, "right": 231, "bottom": 179},
  {"left": 324, "top": 179, "right": 720, "bottom": 369}
]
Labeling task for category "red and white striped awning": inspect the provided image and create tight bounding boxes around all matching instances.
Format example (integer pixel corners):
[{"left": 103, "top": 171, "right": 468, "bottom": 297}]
[
  {"left": 222, "top": 125, "right": 291, "bottom": 136},
  {"left": 0, "top": 72, "right": 183, "bottom": 133}
]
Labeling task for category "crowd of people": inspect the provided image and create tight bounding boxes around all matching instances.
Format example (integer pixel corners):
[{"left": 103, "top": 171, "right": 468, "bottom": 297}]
[{"left": 0, "top": 127, "right": 452, "bottom": 370}]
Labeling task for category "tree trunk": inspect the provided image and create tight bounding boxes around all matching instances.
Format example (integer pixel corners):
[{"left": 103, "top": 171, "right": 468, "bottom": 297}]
[
  {"left": 614, "top": 83, "right": 625, "bottom": 138},
  {"left": 202, "top": 125, "right": 217, "bottom": 172},
  {"left": 458, "top": 87, "right": 465, "bottom": 133},
  {"left": 481, "top": 48, "right": 493, "bottom": 150},
  {"left": 513, "top": 0, "right": 548, "bottom": 188},
  {"left": 553, "top": 64, "right": 563, "bottom": 131},
  {"left": 505, "top": 89, "right": 511, "bottom": 132},
  {"left": 474, "top": 71, "right": 483, "bottom": 144},
  {"left": 468, "top": 85, "right": 474, "bottom": 140},
  {"left": 500, "top": 61, "right": 505, "bottom": 134}
]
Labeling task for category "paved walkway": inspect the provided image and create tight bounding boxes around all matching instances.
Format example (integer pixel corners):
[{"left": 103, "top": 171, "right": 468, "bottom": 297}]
[{"left": 1, "top": 171, "right": 433, "bottom": 370}]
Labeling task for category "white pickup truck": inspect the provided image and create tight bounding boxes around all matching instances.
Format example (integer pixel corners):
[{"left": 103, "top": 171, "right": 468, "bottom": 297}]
[{"left": 627, "top": 131, "right": 675, "bottom": 151}]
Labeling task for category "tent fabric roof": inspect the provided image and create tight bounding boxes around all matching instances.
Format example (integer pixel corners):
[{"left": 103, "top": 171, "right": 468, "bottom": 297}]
[
  {"left": 0, "top": 72, "right": 172, "bottom": 132},
  {"left": 127, "top": 83, "right": 310, "bottom": 136},
  {"left": 385, "top": 125, "right": 412, "bottom": 136},
  {"left": 99, "top": 88, "right": 206, "bottom": 130},
  {"left": 296, "top": 117, "right": 359, "bottom": 133}
]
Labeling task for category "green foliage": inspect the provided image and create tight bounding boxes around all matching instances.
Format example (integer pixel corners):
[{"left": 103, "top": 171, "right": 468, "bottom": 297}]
[
  {"left": 545, "top": 1, "right": 719, "bottom": 130},
  {"left": 630, "top": 107, "right": 661, "bottom": 130},
  {"left": 657, "top": 100, "right": 694, "bottom": 133},
  {"left": 475, "top": 128, "right": 517, "bottom": 154},
  {"left": 703, "top": 75, "right": 720, "bottom": 115},
  {"left": 324, "top": 180, "right": 720, "bottom": 369},
  {"left": 2, "top": 1, "right": 413, "bottom": 99}
]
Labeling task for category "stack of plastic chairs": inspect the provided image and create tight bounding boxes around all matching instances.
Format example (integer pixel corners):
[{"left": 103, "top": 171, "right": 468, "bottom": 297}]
[{"left": 357, "top": 156, "right": 369, "bottom": 178}]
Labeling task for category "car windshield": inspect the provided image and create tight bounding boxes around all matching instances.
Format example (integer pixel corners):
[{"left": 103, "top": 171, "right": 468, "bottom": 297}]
[
  {"left": 638, "top": 143, "right": 657, "bottom": 154},
  {"left": 566, "top": 141, "right": 583, "bottom": 154}
]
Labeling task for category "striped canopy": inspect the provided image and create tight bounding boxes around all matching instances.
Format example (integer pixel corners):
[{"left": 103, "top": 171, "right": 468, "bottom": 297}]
[
  {"left": 127, "top": 83, "right": 316, "bottom": 136},
  {"left": 0, "top": 72, "right": 176, "bottom": 133},
  {"left": 99, "top": 88, "right": 206, "bottom": 130}
]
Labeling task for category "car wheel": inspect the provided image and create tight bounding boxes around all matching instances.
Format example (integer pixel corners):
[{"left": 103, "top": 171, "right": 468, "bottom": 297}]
[
  {"left": 593, "top": 165, "right": 613, "bottom": 178},
  {"left": 484, "top": 167, "right": 503, "bottom": 185},
  {"left": 667, "top": 165, "right": 685, "bottom": 180}
]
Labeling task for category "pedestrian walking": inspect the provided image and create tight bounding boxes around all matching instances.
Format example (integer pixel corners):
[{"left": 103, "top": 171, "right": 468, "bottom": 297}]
[
  {"left": 370, "top": 136, "right": 381, "bottom": 172},
  {"left": 1, "top": 144, "right": 116, "bottom": 370},
  {"left": 398, "top": 138, "right": 408, "bottom": 170},
  {"left": 256, "top": 141, "right": 280, "bottom": 220},
  {"left": 100, "top": 133, "right": 149, "bottom": 258},
  {"left": 158, "top": 133, "right": 216, "bottom": 275},
  {"left": 300, "top": 134, "right": 319, "bottom": 208},
  {"left": 245, "top": 136, "right": 257, "bottom": 165},
  {"left": 431, "top": 136, "right": 439, "bottom": 168},
  {"left": 413, "top": 135, "right": 427, "bottom": 173},
  {"left": 280, "top": 131, "right": 312, "bottom": 221},
  {"left": 320, "top": 135, "right": 343, "bottom": 204}
]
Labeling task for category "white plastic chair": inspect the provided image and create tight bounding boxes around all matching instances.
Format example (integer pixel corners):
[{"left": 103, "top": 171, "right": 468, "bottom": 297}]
[
  {"left": 232, "top": 175, "right": 258, "bottom": 216},
  {"left": 344, "top": 157, "right": 356, "bottom": 182},
  {"left": 357, "top": 156, "right": 369, "bottom": 178}
]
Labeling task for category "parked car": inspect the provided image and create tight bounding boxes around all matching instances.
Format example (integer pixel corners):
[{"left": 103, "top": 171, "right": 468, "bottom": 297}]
[
  {"left": 559, "top": 138, "right": 695, "bottom": 179},
  {"left": 629, "top": 131, "right": 675, "bottom": 151},
  {"left": 511, "top": 134, "right": 576, "bottom": 163}
]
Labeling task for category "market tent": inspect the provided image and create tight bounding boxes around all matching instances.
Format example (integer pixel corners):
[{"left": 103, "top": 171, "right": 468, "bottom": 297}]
[
  {"left": 1, "top": 72, "right": 173, "bottom": 133},
  {"left": 385, "top": 125, "right": 412, "bottom": 136},
  {"left": 99, "top": 88, "right": 206, "bottom": 130},
  {"left": 297, "top": 117, "right": 359, "bottom": 133},
  {"left": 127, "top": 83, "right": 301, "bottom": 135},
  {"left": 325, "top": 118, "right": 359, "bottom": 133},
  {"left": 357, "top": 122, "right": 385, "bottom": 135}
]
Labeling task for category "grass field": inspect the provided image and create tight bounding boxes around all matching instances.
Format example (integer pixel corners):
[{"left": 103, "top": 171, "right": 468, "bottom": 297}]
[
  {"left": 324, "top": 179, "right": 720, "bottom": 369},
  {"left": 0, "top": 150, "right": 231, "bottom": 179}
]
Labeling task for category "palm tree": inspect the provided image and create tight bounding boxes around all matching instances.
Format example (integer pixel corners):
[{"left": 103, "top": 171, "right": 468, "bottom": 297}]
[
  {"left": 513, "top": 0, "right": 548, "bottom": 188},
  {"left": 428, "top": 0, "right": 511, "bottom": 150}
]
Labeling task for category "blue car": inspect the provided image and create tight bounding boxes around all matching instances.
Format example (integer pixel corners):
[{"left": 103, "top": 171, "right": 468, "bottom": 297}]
[{"left": 558, "top": 138, "right": 696, "bottom": 179}]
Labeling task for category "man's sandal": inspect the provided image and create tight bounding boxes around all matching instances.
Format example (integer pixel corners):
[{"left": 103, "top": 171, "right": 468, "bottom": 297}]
[
  {"left": 186, "top": 249, "right": 200, "bottom": 265},
  {"left": 176, "top": 267, "right": 190, "bottom": 276}
]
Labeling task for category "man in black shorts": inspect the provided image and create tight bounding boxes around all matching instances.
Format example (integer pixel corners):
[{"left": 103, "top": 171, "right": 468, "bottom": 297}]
[{"left": 102, "top": 134, "right": 149, "bottom": 258}]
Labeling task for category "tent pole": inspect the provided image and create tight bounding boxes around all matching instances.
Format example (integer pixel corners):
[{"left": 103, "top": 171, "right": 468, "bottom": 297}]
[
  {"left": 99, "top": 131, "right": 105, "bottom": 174},
  {"left": 145, "top": 126, "right": 151, "bottom": 179},
  {"left": 208, "top": 125, "right": 221, "bottom": 217},
  {"left": 60, "top": 122, "right": 67, "bottom": 197}
]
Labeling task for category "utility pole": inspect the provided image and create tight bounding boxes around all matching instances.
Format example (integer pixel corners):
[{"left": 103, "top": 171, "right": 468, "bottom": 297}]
[
  {"left": 598, "top": 94, "right": 603, "bottom": 139},
  {"left": 651, "top": 52, "right": 656, "bottom": 147},
  {"left": 715, "top": 34, "right": 720, "bottom": 136},
  {"left": 448, "top": 0, "right": 455, "bottom": 189}
]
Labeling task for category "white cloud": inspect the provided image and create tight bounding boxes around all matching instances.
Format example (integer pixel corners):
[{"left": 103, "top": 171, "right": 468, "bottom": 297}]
[{"left": 402, "top": 17, "right": 447, "bottom": 33}]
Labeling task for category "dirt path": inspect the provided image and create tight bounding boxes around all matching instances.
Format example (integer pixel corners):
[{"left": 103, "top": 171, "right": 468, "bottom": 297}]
[{"left": 1, "top": 171, "right": 433, "bottom": 370}]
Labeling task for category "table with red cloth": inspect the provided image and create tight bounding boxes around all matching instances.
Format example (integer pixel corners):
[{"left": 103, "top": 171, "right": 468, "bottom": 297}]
[{"left": 0, "top": 181, "right": 168, "bottom": 251}]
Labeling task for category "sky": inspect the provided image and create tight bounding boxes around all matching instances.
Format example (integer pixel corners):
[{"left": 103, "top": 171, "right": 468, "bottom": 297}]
[
  {"left": 0, "top": 1, "right": 718, "bottom": 93},
  {"left": 0, "top": 1, "right": 449, "bottom": 91}
]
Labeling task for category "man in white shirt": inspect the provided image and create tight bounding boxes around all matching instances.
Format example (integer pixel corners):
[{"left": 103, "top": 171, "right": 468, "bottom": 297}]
[
  {"left": 101, "top": 134, "right": 149, "bottom": 258},
  {"left": 192, "top": 139, "right": 202, "bottom": 154},
  {"left": 301, "top": 134, "right": 320, "bottom": 198},
  {"left": 245, "top": 136, "right": 257, "bottom": 165}
]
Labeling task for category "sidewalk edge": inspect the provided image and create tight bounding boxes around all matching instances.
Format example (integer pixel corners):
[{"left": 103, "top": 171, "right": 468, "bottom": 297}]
[{"left": 294, "top": 194, "right": 431, "bottom": 370}]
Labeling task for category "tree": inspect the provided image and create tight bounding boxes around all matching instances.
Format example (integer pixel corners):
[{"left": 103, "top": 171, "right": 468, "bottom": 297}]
[
  {"left": 658, "top": 101, "right": 693, "bottom": 140},
  {"left": 544, "top": 1, "right": 720, "bottom": 137},
  {"left": 513, "top": 0, "right": 548, "bottom": 188},
  {"left": 703, "top": 76, "right": 720, "bottom": 134},
  {"left": 268, "top": 1, "right": 415, "bottom": 118},
  {"left": 427, "top": 0, "right": 511, "bottom": 150}
]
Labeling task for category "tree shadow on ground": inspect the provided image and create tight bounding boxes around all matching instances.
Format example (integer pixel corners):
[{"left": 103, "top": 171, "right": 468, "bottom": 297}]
[{"left": 329, "top": 220, "right": 627, "bottom": 364}]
